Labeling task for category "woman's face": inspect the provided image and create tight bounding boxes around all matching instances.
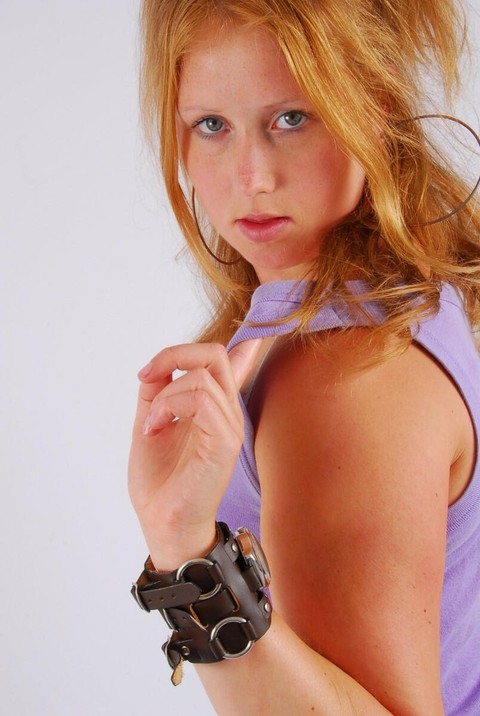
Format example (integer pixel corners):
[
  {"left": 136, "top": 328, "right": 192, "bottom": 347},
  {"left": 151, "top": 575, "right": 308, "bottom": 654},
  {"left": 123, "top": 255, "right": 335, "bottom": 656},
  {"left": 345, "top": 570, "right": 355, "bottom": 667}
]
[{"left": 177, "top": 24, "right": 366, "bottom": 283}]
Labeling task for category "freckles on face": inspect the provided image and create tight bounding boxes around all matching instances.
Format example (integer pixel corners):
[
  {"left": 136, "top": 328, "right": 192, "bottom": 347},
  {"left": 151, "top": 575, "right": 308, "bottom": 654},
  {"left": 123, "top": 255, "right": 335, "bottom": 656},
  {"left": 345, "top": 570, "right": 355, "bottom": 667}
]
[{"left": 176, "top": 25, "right": 366, "bottom": 282}]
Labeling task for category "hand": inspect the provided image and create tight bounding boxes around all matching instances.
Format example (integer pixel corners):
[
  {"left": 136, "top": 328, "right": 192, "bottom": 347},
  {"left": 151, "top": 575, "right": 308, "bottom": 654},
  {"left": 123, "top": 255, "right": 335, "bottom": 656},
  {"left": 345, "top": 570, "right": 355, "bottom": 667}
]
[{"left": 128, "top": 339, "right": 263, "bottom": 570}]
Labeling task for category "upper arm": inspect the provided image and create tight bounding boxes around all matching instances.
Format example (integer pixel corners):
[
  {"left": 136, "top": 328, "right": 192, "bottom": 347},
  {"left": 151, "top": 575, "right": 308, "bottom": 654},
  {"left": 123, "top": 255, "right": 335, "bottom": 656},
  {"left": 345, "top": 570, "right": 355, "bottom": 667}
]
[{"left": 253, "top": 330, "right": 465, "bottom": 714}]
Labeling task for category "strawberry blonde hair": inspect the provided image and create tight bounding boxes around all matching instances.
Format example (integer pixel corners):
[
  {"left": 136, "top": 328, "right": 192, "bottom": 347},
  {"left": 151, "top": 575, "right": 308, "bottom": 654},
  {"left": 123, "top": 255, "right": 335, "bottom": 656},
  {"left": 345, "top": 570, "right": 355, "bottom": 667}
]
[{"left": 140, "top": 0, "right": 480, "bottom": 355}]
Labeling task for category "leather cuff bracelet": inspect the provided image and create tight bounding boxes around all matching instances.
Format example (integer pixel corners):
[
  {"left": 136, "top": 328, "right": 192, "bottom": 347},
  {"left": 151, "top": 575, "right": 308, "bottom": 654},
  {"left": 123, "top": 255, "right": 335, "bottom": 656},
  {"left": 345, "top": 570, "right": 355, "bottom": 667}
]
[{"left": 131, "top": 522, "right": 272, "bottom": 684}]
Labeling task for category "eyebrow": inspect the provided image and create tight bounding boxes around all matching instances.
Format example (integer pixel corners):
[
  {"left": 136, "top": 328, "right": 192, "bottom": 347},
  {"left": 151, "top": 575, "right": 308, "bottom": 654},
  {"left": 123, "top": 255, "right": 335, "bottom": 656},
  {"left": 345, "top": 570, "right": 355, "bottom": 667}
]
[{"left": 178, "top": 98, "right": 309, "bottom": 114}]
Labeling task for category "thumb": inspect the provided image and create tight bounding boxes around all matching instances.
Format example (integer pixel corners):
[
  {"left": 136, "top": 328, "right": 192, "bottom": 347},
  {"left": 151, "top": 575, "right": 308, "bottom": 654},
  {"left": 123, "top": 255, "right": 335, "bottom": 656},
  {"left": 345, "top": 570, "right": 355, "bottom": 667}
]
[{"left": 229, "top": 338, "right": 264, "bottom": 391}]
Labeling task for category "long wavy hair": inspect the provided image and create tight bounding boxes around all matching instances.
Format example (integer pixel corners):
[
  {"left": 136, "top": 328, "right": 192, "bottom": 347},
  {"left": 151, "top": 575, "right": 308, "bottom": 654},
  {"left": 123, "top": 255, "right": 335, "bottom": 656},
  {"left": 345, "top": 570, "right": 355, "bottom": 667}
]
[{"left": 140, "top": 0, "right": 480, "bottom": 356}]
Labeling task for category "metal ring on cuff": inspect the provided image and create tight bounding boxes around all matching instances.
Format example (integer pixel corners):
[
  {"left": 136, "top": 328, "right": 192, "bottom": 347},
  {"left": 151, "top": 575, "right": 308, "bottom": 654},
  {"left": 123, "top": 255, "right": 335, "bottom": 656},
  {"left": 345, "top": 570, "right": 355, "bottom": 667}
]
[
  {"left": 209, "top": 616, "right": 254, "bottom": 659},
  {"left": 176, "top": 557, "right": 222, "bottom": 600}
]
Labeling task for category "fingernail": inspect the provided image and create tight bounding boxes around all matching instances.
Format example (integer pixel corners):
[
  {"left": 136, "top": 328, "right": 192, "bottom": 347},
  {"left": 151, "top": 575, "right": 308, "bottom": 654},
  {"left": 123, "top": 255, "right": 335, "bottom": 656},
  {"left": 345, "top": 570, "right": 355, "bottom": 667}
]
[
  {"left": 142, "top": 416, "right": 152, "bottom": 435},
  {"left": 138, "top": 362, "right": 153, "bottom": 379}
]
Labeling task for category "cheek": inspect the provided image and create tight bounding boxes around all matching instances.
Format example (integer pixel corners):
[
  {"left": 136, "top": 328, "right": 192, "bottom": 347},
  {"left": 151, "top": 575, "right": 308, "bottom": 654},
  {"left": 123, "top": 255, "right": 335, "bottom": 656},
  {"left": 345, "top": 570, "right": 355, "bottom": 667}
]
[
  {"left": 314, "top": 146, "right": 366, "bottom": 207},
  {"left": 343, "top": 160, "right": 366, "bottom": 209},
  {"left": 188, "top": 163, "right": 228, "bottom": 224},
  {"left": 177, "top": 130, "right": 224, "bottom": 202},
  {"left": 293, "top": 146, "right": 365, "bottom": 225},
  {"left": 177, "top": 125, "right": 217, "bottom": 184},
  {"left": 178, "top": 139, "right": 207, "bottom": 198}
]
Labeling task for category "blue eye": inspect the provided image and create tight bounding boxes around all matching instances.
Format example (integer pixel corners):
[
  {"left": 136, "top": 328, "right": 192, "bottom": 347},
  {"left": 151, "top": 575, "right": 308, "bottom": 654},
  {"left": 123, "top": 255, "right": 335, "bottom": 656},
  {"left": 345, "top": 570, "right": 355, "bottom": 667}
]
[
  {"left": 275, "top": 111, "right": 307, "bottom": 129},
  {"left": 194, "top": 116, "right": 224, "bottom": 135}
]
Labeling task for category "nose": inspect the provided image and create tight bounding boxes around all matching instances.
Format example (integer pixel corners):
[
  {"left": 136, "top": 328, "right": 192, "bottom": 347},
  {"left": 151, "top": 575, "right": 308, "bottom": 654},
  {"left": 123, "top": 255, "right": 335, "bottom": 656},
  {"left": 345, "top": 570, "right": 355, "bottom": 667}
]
[{"left": 234, "top": 132, "right": 277, "bottom": 196}]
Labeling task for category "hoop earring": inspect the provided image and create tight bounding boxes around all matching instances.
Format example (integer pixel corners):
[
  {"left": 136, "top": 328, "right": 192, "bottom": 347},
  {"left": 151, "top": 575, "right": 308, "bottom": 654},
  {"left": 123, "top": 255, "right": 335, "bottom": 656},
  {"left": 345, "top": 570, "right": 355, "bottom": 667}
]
[
  {"left": 191, "top": 188, "right": 241, "bottom": 265},
  {"left": 395, "top": 114, "right": 480, "bottom": 226}
]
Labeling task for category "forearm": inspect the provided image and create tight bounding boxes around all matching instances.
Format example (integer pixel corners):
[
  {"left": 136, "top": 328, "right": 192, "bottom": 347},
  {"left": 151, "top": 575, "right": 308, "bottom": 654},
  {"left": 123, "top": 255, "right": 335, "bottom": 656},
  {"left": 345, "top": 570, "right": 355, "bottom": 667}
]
[
  {"left": 196, "top": 612, "right": 395, "bottom": 716},
  {"left": 129, "top": 342, "right": 445, "bottom": 715}
]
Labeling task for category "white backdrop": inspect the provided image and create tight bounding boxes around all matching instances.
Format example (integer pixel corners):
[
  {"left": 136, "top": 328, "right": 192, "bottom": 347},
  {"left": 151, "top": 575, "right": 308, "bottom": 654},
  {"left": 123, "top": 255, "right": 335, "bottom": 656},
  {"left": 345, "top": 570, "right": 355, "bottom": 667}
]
[{"left": 1, "top": 1, "right": 479, "bottom": 715}]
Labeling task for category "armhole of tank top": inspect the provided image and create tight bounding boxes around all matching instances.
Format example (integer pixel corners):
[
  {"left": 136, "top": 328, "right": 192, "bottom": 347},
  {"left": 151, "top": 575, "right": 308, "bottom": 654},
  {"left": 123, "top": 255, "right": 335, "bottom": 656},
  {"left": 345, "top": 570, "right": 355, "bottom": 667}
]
[
  {"left": 412, "top": 331, "right": 480, "bottom": 543},
  {"left": 238, "top": 399, "right": 262, "bottom": 497}
]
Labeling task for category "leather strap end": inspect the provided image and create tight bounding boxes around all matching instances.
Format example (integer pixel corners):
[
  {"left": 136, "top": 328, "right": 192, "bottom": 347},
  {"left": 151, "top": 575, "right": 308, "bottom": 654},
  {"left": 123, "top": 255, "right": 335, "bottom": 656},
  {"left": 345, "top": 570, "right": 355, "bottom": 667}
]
[{"left": 132, "top": 580, "right": 201, "bottom": 611}]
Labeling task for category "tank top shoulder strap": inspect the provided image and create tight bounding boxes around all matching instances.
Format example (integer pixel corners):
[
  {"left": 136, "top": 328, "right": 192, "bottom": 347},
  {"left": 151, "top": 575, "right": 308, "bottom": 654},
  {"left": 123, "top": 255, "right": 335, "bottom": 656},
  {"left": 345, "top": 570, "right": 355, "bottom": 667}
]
[{"left": 227, "top": 279, "right": 382, "bottom": 351}]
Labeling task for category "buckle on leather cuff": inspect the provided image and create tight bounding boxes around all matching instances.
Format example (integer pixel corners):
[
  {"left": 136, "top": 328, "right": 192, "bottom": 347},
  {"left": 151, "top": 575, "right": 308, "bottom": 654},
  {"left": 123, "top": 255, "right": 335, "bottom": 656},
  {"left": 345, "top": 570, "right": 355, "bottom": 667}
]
[{"left": 131, "top": 582, "right": 149, "bottom": 612}]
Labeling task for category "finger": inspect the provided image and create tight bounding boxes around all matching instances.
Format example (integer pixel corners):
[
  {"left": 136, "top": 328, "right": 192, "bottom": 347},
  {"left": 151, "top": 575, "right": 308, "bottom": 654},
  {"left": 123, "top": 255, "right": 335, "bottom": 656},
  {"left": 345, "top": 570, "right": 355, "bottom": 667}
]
[
  {"left": 133, "top": 373, "right": 173, "bottom": 435},
  {"left": 143, "top": 388, "right": 243, "bottom": 455},
  {"left": 147, "top": 367, "right": 241, "bottom": 434},
  {"left": 138, "top": 343, "right": 240, "bottom": 402},
  {"left": 228, "top": 338, "right": 264, "bottom": 391},
  {"left": 138, "top": 374, "right": 172, "bottom": 403}
]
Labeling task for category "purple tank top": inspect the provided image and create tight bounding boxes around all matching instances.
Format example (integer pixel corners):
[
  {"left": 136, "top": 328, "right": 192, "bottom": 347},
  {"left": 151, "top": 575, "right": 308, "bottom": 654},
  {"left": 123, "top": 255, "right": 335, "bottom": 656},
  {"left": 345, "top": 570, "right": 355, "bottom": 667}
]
[{"left": 218, "top": 279, "right": 480, "bottom": 715}]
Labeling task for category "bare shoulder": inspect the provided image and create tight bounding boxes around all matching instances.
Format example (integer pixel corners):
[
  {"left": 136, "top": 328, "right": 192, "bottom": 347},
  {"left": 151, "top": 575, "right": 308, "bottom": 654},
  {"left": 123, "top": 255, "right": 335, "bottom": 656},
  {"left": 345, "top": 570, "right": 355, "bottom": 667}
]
[
  {"left": 253, "top": 327, "right": 473, "bottom": 714},
  {"left": 252, "top": 327, "right": 473, "bottom": 505}
]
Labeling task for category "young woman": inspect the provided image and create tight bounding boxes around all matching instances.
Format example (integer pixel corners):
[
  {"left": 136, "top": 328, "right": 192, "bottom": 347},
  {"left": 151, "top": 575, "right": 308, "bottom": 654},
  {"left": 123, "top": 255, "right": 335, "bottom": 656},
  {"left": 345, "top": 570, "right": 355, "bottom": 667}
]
[{"left": 128, "top": 1, "right": 480, "bottom": 713}]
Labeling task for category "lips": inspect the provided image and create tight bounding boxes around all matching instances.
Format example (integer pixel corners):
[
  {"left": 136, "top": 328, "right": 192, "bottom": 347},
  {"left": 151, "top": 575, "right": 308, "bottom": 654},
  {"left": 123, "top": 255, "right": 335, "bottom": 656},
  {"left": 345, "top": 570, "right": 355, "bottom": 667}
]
[{"left": 236, "top": 214, "right": 291, "bottom": 243}]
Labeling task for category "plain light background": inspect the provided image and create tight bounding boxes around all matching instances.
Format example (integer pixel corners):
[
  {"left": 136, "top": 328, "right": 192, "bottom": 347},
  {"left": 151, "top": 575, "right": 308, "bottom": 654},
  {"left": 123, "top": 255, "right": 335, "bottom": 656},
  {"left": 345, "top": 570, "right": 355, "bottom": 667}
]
[{"left": 1, "top": 1, "right": 479, "bottom": 714}]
